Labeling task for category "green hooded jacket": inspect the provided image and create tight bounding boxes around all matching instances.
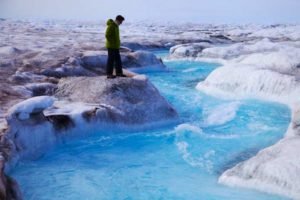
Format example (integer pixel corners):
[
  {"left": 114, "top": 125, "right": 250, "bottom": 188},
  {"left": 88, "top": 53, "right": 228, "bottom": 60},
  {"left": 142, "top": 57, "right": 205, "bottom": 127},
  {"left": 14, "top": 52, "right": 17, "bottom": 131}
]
[{"left": 105, "top": 19, "right": 120, "bottom": 49}]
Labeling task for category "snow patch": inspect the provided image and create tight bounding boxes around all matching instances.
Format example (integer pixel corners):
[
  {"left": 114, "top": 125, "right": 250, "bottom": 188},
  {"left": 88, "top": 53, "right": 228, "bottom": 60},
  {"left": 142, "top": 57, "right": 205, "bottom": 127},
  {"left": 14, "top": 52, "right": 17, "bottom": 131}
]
[{"left": 8, "top": 96, "right": 56, "bottom": 120}]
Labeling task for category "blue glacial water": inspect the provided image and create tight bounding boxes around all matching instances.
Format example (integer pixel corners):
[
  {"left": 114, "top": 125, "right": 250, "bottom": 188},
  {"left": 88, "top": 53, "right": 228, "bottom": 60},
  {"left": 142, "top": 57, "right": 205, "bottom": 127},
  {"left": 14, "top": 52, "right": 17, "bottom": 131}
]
[{"left": 10, "top": 55, "right": 291, "bottom": 200}]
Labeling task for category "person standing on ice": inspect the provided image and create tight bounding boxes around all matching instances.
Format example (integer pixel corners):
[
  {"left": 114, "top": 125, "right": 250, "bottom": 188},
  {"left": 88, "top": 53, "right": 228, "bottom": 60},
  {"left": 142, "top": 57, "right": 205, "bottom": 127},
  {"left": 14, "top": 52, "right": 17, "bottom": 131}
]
[{"left": 105, "top": 15, "right": 126, "bottom": 79}]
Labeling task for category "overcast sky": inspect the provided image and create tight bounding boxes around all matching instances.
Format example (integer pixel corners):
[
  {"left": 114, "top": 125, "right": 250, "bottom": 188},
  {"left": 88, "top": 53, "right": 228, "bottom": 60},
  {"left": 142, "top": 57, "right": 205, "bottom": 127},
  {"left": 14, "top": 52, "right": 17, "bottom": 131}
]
[{"left": 1, "top": 0, "right": 300, "bottom": 24}]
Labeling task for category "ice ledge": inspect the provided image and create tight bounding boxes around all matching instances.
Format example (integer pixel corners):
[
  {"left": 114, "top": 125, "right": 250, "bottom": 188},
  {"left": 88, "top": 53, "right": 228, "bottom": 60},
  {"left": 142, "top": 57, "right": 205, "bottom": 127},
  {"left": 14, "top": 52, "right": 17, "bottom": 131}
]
[
  {"left": 191, "top": 39, "right": 300, "bottom": 199},
  {"left": 197, "top": 67, "right": 300, "bottom": 198},
  {"left": 217, "top": 102, "right": 300, "bottom": 199},
  {"left": 219, "top": 124, "right": 300, "bottom": 199},
  {"left": 3, "top": 75, "right": 179, "bottom": 161}
]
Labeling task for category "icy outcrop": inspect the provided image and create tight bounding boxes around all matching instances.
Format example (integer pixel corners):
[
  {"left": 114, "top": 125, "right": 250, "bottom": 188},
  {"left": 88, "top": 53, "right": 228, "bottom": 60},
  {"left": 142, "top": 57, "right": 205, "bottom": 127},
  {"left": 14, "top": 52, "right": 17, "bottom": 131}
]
[
  {"left": 8, "top": 96, "right": 56, "bottom": 121},
  {"left": 169, "top": 42, "right": 212, "bottom": 59},
  {"left": 55, "top": 75, "right": 177, "bottom": 124},
  {"left": 5, "top": 96, "right": 57, "bottom": 159},
  {"left": 196, "top": 38, "right": 300, "bottom": 104},
  {"left": 3, "top": 76, "right": 178, "bottom": 161},
  {"left": 123, "top": 51, "right": 166, "bottom": 72},
  {"left": 196, "top": 65, "right": 300, "bottom": 104},
  {"left": 79, "top": 51, "right": 108, "bottom": 72},
  {"left": 218, "top": 107, "right": 300, "bottom": 199},
  {"left": 124, "top": 50, "right": 164, "bottom": 68},
  {"left": 193, "top": 39, "right": 300, "bottom": 111}
]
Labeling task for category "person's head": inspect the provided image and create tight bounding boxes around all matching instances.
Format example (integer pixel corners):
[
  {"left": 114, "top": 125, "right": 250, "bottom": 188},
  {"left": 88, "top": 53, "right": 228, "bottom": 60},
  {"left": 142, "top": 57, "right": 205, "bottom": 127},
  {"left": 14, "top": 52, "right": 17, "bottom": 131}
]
[{"left": 115, "top": 15, "right": 125, "bottom": 25}]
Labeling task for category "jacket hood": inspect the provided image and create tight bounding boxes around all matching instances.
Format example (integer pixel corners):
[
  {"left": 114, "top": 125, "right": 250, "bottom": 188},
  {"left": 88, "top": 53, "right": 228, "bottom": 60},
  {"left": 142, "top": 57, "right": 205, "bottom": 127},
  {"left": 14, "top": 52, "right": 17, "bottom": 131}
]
[{"left": 106, "top": 19, "right": 115, "bottom": 26}]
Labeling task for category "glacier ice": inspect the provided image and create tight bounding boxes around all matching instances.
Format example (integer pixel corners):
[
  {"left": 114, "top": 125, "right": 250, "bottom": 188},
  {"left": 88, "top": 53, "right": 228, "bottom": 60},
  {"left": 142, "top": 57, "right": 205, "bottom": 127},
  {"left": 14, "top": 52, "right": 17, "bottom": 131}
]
[
  {"left": 165, "top": 23, "right": 300, "bottom": 199},
  {"left": 196, "top": 65, "right": 300, "bottom": 104},
  {"left": 192, "top": 28, "right": 300, "bottom": 199},
  {"left": 1, "top": 19, "right": 300, "bottom": 199},
  {"left": 8, "top": 96, "right": 56, "bottom": 120},
  {"left": 3, "top": 75, "right": 178, "bottom": 163}
]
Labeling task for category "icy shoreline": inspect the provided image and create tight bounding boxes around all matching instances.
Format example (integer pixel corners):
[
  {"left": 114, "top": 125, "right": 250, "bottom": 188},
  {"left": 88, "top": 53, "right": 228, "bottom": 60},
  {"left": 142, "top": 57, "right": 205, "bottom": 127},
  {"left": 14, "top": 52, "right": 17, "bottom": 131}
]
[{"left": 168, "top": 30, "right": 300, "bottom": 198}]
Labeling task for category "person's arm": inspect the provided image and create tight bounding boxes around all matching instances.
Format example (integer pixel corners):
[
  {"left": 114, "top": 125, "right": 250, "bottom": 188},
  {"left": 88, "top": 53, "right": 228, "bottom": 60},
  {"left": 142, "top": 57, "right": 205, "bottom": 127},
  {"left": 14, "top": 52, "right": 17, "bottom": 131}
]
[{"left": 105, "top": 25, "right": 115, "bottom": 42}]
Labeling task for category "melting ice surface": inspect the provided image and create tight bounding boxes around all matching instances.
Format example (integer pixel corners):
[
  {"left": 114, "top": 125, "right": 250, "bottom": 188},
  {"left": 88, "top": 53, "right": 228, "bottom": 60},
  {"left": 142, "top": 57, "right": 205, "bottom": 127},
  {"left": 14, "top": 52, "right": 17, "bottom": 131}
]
[{"left": 11, "top": 52, "right": 291, "bottom": 200}]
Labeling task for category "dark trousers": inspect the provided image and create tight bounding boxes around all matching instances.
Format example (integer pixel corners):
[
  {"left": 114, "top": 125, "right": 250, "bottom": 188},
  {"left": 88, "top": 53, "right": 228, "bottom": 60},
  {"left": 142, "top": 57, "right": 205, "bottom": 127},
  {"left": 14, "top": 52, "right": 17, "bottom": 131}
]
[{"left": 106, "top": 48, "right": 123, "bottom": 75}]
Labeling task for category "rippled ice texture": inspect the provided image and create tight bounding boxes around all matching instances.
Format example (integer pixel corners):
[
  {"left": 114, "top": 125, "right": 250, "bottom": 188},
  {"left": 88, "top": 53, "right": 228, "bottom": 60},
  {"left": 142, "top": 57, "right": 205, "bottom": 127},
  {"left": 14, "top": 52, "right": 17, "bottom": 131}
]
[{"left": 11, "top": 56, "right": 291, "bottom": 200}]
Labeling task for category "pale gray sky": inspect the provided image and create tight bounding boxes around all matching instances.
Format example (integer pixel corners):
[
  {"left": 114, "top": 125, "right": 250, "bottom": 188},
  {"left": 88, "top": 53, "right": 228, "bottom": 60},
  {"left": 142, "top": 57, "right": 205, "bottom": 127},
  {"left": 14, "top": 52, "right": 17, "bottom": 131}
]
[{"left": 1, "top": 0, "right": 300, "bottom": 24}]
